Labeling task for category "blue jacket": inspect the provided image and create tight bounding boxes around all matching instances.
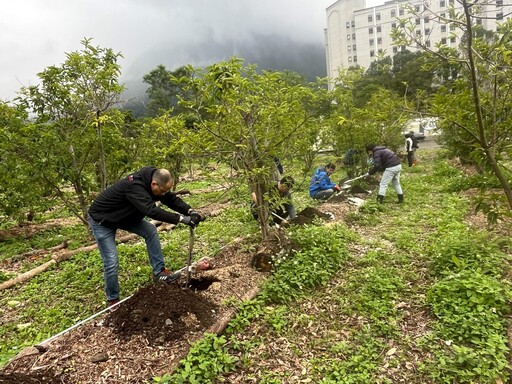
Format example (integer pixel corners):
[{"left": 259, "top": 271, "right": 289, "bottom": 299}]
[{"left": 309, "top": 167, "right": 336, "bottom": 197}]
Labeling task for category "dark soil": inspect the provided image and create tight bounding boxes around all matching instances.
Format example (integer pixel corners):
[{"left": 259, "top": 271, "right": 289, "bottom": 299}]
[
  {"left": 290, "top": 207, "right": 333, "bottom": 225},
  {"left": 105, "top": 282, "right": 218, "bottom": 345}
]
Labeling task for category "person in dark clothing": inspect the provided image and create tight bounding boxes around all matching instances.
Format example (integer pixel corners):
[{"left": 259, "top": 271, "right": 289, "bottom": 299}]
[
  {"left": 88, "top": 167, "right": 203, "bottom": 306},
  {"left": 252, "top": 176, "right": 297, "bottom": 226},
  {"left": 309, "top": 163, "right": 341, "bottom": 201},
  {"left": 365, "top": 144, "right": 404, "bottom": 203},
  {"left": 405, "top": 133, "right": 414, "bottom": 167},
  {"left": 343, "top": 149, "right": 359, "bottom": 178},
  {"left": 409, "top": 131, "right": 419, "bottom": 165}
]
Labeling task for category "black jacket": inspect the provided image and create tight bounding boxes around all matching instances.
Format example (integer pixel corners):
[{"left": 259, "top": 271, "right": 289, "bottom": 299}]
[
  {"left": 368, "top": 146, "right": 401, "bottom": 175},
  {"left": 88, "top": 167, "right": 190, "bottom": 229}
]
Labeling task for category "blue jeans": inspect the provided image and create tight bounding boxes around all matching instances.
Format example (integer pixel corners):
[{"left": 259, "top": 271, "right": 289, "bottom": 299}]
[{"left": 89, "top": 218, "right": 165, "bottom": 301}]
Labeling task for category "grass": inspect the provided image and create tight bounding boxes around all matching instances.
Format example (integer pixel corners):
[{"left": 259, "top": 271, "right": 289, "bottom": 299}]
[
  {"left": 161, "top": 149, "right": 512, "bottom": 384},
  {"left": 1, "top": 151, "right": 511, "bottom": 384}
]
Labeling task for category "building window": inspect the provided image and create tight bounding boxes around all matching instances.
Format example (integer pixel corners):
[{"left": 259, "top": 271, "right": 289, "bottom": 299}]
[
  {"left": 392, "top": 22, "right": 397, "bottom": 28},
  {"left": 476, "top": 18, "right": 483, "bottom": 25},
  {"left": 369, "top": 38, "right": 374, "bottom": 45},
  {"left": 376, "top": 26, "right": 382, "bottom": 33},
  {"left": 424, "top": 16, "right": 430, "bottom": 23},
  {"left": 352, "top": 33, "right": 356, "bottom": 39},
  {"left": 347, "top": 34, "right": 351, "bottom": 40},
  {"left": 378, "top": 49, "right": 383, "bottom": 54},
  {"left": 425, "top": 27, "right": 430, "bottom": 34},
  {"left": 348, "top": 56, "right": 352, "bottom": 62},
  {"left": 351, "top": 20, "right": 355, "bottom": 27},
  {"left": 348, "top": 46, "right": 352, "bottom": 51},
  {"left": 415, "top": 5, "right": 421, "bottom": 11},
  {"left": 449, "top": 0, "right": 454, "bottom": 4},
  {"left": 416, "top": 30, "right": 422, "bottom": 36},
  {"left": 426, "top": 40, "right": 431, "bottom": 47},
  {"left": 399, "top": 8, "right": 404, "bottom": 16},
  {"left": 441, "top": 37, "right": 447, "bottom": 44},
  {"left": 353, "top": 56, "right": 357, "bottom": 62},
  {"left": 450, "top": 24, "right": 455, "bottom": 30},
  {"left": 377, "top": 37, "right": 382, "bottom": 44},
  {"left": 497, "top": 12, "right": 503, "bottom": 20},
  {"left": 393, "top": 46, "right": 398, "bottom": 53},
  {"left": 353, "top": 44, "right": 357, "bottom": 50},
  {"left": 376, "top": 13, "right": 381, "bottom": 21},
  {"left": 368, "top": 14, "right": 373, "bottom": 22},
  {"left": 450, "top": 37, "right": 456, "bottom": 43},
  {"left": 440, "top": 12, "right": 445, "bottom": 18},
  {"left": 496, "top": 0, "right": 503, "bottom": 5},
  {"left": 415, "top": 18, "right": 421, "bottom": 25},
  {"left": 369, "top": 27, "right": 374, "bottom": 34},
  {"left": 370, "top": 50, "right": 375, "bottom": 57},
  {"left": 391, "top": 9, "right": 396, "bottom": 17},
  {"left": 441, "top": 25, "right": 446, "bottom": 32},
  {"left": 440, "top": 0, "right": 445, "bottom": 6},
  {"left": 346, "top": 22, "right": 350, "bottom": 28}
]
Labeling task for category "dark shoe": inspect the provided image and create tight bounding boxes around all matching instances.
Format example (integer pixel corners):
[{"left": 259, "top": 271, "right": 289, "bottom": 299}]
[
  {"left": 397, "top": 194, "right": 404, "bottom": 203},
  {"left": 377, "top": 195, "right": 384, "bottom": 204},
  {"left": 154, "top": 268, "right": 181, "bottom": 284}
]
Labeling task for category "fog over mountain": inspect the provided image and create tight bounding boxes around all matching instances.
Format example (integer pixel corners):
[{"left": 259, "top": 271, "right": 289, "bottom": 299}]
[
  {"left": 121, "top": 32, "right": 326, "bottom": 105},
  {"left": 1, "top": 0, "right": 340, "bottom": 104}
]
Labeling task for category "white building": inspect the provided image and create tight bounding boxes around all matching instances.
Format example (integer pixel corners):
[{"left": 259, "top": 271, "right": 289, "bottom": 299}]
[{"left": 325, "top": 0, "right": 512, "bottom": 88}]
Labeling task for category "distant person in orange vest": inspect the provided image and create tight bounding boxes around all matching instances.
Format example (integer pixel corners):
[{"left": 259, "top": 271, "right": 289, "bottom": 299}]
[{"left": 409, "top": 131, "right": 419, "bottom": 165}]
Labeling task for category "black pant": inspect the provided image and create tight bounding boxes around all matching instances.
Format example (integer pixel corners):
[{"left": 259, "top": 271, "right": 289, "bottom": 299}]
[{"left": 407, "top": 151, "right": 414, "bottom": 167}]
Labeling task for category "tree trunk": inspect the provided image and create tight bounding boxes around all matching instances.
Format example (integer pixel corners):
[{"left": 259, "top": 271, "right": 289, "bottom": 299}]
[{"left": 96, "top": 110, "right": 107, "bottom": 192}]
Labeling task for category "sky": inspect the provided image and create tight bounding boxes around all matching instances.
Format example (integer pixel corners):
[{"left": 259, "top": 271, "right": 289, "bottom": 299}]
[{"left": 0, "top": 0, "right": 383, "bottom": 101}]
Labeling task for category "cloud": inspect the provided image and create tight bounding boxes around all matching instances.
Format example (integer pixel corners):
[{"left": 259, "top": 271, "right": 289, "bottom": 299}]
[{"left": 0, "top": 0, "right": 332, "bottom": 101}]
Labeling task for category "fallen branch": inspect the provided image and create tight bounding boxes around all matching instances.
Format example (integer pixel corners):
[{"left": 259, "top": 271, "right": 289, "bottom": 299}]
[
  {"left": 0, "top": 222, "right": 174, "bottom": 291},
  {"left": 3, "top": 241, "right": 69, "bottom": 265}
]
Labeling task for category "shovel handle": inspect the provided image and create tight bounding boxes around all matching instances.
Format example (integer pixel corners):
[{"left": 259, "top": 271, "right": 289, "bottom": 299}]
[{"left": 186, "top": 226, "right": 195, "bottom": 285}]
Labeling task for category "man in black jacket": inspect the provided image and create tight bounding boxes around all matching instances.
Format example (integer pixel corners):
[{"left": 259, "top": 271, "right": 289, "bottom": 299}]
[
  {"left": 366, "top": 144, "right": 404, "bottom": 204},
  {"left": 88, "top": 167, "right": 203, "bottom": 306}
]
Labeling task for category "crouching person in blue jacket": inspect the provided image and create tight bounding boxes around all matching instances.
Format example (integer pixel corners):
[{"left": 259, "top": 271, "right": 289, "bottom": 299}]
[{"left": 309, "top": 163, "right": 340, "bottom": 201}]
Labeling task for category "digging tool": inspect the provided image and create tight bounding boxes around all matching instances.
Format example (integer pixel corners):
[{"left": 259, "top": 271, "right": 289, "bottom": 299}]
[
  {"left": 340, "top": 173, "right": 369, "bottom": 189},
  {"left": 270, "top": 211, "right": 290, "bottom": 227},
  {"left": 186, "top": 226, "right": 195, "bottom": 286}
]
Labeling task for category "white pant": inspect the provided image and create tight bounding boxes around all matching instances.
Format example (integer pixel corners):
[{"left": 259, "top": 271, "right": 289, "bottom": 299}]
[{"left": 379, "top": 164, "right": 403, "bottom": 196}]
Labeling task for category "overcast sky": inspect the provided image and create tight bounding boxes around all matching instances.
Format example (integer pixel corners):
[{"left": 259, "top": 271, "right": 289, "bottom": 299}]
[{"left": 0, "top": 0, "right": 383, "bottom": 101}]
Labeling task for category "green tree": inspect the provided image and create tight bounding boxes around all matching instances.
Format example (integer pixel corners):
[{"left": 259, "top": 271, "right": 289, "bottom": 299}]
[
  {"left": 14, "top": 39, "right": 126, "bottom": 225},
  {"left": 393, "top": 2, "right": 512, "bottom": 212},
  {"left": 143, "top": 65, "right": 195, "bottom": 117},
  {"left": 180, "top": 58, "right": 319, "bottom": 239}
]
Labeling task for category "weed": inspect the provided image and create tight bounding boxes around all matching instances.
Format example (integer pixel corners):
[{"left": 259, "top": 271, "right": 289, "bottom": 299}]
[{"left": 156, "top": 333, "right": 237, "bottom": 383}]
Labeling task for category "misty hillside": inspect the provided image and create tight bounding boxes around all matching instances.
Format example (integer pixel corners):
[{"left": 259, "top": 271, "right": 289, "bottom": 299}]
[{"left": 120, "top": 33, "right": 326, "bottom": 116}]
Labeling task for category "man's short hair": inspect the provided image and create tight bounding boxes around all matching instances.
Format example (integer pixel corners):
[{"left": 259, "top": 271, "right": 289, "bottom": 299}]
[
  {"left": 326, "top": 162, "right": 336, "bottom": 170},
  {"left": 365, "top": 144, "right": 376, "bottom": 151},
  {"left": 280, "top": 175, "right": 295, "bottom": 189},
  {"left": 153, "top": 169, "right": 172, "bottom": 187}
]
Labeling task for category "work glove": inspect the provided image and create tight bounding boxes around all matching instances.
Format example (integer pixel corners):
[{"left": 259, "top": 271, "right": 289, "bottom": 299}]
[
  {"left": 334, "top": 185, "right": 341, "bottom": 192},
  {"left": 180, "top": 215, "right": 196, "bottom": 227},
  {"left": 188, "top": 210, "right": 205, "bottom": 225}
]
